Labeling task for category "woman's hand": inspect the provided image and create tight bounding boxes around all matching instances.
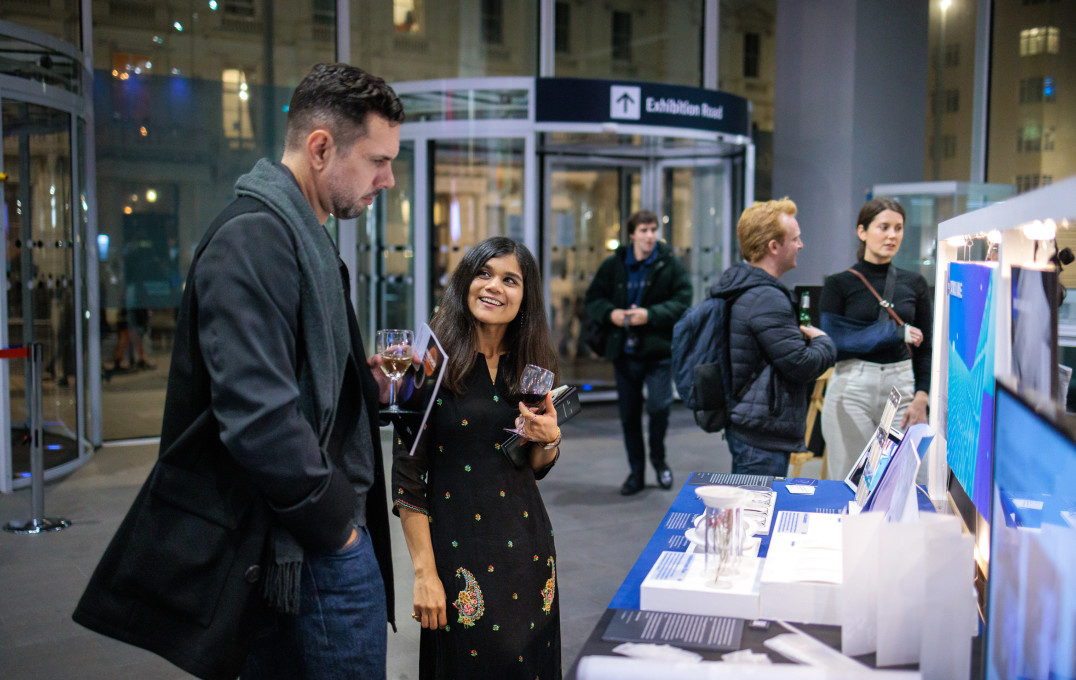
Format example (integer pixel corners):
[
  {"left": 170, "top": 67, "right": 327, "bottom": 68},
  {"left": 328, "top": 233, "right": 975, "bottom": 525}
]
[
  {"left": 399, "top": 507, "right": 447, "bottom": 629},
  {"left": 516, "top": 391, "right": 560, "bottom": 444},
  {"left": 412, "top": 569, "right": 448, "bottom": 630},
  {"left": 901, "top": 391, "right": 929, "bottom": 428},
  {"left": 904, "top": 324, "right": 924, "bottom": 347}
]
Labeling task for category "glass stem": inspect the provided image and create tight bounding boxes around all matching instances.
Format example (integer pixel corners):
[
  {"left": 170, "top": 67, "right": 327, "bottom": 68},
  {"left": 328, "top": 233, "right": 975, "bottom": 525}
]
[{"left": 389, "top": 377, "right": 397, "bottom": 408}]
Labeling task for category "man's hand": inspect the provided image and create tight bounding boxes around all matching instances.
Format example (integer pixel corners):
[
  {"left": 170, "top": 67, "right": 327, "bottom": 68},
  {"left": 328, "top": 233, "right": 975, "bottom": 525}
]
[
  {"left": 800, "top": 325, "right": 827, "bottom": 340},
  {"left": 366, "top": 354, "right": 393, "bottom": 403},
  {"left": 625, "top": 305, "right": 649, "bottom": 326},
  {"left": 367, "top": 349, "right": 423, "bottom": 405}
]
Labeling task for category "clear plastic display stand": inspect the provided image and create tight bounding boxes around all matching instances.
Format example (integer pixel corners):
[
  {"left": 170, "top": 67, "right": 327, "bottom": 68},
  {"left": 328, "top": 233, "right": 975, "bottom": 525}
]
[{"left": 3, "top": 343, "right": 71, "bottom": 534}]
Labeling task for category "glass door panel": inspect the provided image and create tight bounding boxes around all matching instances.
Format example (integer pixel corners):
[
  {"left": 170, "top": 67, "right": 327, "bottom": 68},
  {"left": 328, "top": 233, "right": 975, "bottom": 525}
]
[
  {"left": 374, "top": 141, "right": 415, "bottom": 334},
  {"left": 546, "top": 162, "right": 641, "bottom": 391},
  {"left": 2, "top": 101, "right": 79, "bottom": 479},
  {"left": 430, "top": 138, "right": 526, "bottom": 309},
  {"left": 661, "top": 161, "right": 728, "bottom": 303}
]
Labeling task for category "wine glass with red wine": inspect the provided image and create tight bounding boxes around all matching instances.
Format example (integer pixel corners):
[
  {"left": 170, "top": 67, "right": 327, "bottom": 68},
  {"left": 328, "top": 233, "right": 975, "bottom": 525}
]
[{"left": 504, "top": 364, "right": 555, "bottom": 437}]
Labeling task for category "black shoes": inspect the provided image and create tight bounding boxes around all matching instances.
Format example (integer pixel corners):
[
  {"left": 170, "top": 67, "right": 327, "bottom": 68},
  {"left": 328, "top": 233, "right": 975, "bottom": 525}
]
[
  {"left": 621, "top": 467, "right": 674, "bottom": 495},
  {"left": 620, "top": 474, "right": 644, "bottom": 496},
  {"left": 656, "top": 465, "right": 674, "bottom": 490}
]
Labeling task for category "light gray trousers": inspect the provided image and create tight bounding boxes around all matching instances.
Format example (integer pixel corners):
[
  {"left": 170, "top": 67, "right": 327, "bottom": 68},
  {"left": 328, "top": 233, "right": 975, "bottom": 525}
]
[{"left": 821, "top": 358, "right": 914, "bottom": 481}]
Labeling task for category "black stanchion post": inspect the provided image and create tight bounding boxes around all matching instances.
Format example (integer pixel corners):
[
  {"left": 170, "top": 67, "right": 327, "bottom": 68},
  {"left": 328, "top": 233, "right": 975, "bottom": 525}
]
[{"left": 4, "top": 343, "right": 71, "bottom": 534}]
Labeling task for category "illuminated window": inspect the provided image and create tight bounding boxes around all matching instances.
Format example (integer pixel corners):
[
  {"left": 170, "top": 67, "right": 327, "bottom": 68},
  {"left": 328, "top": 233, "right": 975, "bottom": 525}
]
[
  {"left": 394, "top": 0, "right": 421, "bottom": 33},
  {"left": 222, "top": 69, "right": 255, "bottom": 150},
  {"left": 1020, "top": 27, "right": 1059, "bottom": 56},
  {"left": 111, "top": 52, "right": 152, "bottom": 78},
  {"left": 1016, "top": 125, "right": 1041, "bottom": 153}
]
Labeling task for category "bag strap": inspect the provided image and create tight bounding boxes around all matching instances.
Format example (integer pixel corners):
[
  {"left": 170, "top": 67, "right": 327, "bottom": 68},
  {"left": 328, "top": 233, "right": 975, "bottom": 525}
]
[
  {"left": 845, "top": 267, "right": 914, "bottom": 361},
  {"left": 845, "top": 267, "right": 904, "bottom": 326},
  {"left": 880, "top": 264, "right": 899, "bottom": 323}
]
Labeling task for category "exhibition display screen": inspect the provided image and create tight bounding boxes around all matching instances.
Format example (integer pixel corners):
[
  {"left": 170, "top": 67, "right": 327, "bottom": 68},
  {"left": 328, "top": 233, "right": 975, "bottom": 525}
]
[
  {"left": 946, "top": 261, "right": 998, "bottom": 529},
  {"left": 985, "top": 381, "right": 1076, "bottom": 680}
]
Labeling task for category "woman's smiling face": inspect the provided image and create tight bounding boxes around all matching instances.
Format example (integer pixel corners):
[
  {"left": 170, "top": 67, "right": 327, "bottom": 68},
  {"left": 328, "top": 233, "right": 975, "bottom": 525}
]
[{"left": 467, "top": 253, "right": 524, "bottom": 327}]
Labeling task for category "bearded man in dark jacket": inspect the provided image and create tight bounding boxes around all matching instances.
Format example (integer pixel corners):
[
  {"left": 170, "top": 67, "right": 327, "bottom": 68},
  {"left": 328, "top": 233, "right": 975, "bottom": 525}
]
[
  {"left": 73, "top": 64, "right": 404, "bottom": 680},
  {"left": 710, "top": 198, "right": 837, "bottom": 476},
  {"left": 585, "top": 210, "right": 692, "bottom": 495}
]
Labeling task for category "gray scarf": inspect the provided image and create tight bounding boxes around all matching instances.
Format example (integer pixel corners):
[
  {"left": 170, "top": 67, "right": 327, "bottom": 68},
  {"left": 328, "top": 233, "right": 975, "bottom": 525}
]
[{"left": 233, "top": 159, "right": 354, "bottom": 613}]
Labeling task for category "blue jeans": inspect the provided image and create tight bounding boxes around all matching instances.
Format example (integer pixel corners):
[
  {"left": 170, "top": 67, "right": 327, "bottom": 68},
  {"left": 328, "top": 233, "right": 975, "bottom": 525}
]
[
  {"left": 614, "top": 356, "right": 674, "bottom": 479},
  {"left": 726, "top": 432, "right": 790, "bottom": 477},
  {"left": 241, "top": 526, "right": 387, "bottom": 680}
]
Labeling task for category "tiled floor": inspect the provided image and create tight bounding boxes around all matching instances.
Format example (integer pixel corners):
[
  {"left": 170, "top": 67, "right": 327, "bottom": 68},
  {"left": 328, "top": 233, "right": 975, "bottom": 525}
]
[{"left": 0, "top": 401, "right": 820, "bottom": 680}]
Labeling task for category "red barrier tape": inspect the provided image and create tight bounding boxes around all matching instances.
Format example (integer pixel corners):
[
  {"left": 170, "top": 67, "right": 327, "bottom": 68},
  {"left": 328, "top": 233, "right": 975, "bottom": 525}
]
[{"left": 0, "top": 347, "right": 30, "bottom": 359}]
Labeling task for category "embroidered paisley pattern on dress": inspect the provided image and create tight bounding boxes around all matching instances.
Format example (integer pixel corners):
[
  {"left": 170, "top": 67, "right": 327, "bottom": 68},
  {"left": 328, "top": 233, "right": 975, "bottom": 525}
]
[
  {"left": 453, "top": 567, "right": 484, "bottom": 627},
  {"left": 541, "top": 557, "right": 556, "bottom": 614}
]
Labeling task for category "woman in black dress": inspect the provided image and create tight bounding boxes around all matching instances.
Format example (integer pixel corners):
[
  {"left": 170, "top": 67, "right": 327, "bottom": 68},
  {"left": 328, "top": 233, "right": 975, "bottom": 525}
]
[{"left": 393, "top": 237, "right": 564, "bottom": 680}]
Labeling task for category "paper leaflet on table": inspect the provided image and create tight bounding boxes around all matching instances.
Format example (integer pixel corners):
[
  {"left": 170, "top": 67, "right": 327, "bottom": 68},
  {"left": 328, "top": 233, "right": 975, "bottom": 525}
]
[{"left": 387, "top": 323, "right": 448, "bottom": 457}]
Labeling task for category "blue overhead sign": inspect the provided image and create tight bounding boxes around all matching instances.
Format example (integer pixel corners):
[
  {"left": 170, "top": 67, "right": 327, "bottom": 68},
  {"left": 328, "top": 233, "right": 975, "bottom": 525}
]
[{"left": 536, "top": 77, "right": 750, "bottom": 137}]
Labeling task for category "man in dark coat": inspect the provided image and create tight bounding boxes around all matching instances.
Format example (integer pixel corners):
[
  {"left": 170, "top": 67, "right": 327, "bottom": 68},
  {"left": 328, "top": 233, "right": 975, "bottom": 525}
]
[
  {"left": 710, "top": 198, "right": 837, "bottom": 476},
  {"left": 73, "top": 64, "right": 404, "bottom": 680},
  {"left": 585, "top": 210, "right": 692, "bottom": 495}
]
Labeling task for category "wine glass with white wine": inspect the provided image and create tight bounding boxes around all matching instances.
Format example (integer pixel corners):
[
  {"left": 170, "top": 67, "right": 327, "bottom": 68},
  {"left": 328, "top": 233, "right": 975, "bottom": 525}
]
[{"left": 376, "top": 328, "right": 414, "bottom": 414}]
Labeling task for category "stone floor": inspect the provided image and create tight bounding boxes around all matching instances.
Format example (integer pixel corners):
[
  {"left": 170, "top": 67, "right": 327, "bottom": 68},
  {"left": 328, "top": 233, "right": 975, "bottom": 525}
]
[{"left": 0, "top": 401, "right": 821, "bottom": 680}]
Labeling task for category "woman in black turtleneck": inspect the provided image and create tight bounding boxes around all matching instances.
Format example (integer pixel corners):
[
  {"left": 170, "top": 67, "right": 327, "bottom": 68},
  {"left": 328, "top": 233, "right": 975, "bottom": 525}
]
[{"left": 819, "top": 197, "right": 932, "bottom": 481}]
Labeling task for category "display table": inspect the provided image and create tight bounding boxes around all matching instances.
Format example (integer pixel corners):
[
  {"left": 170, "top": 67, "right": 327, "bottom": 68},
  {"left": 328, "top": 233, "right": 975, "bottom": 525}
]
[{"left": 566, "top": 474, "right": 939, "bottom": 679}]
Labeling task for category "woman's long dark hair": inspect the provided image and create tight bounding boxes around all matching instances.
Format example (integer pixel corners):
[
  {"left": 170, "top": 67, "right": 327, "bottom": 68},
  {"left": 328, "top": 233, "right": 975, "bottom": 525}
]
[
  {"left": 856, "top": 196, "right": 906, "bottom": 260},
  {"left": 430, "top": 237, "right": 559, "bottom": 394}
]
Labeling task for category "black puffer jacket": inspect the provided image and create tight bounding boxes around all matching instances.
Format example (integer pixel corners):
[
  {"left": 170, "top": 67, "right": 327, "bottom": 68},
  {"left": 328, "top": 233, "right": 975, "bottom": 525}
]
[{"left": 711, "top": 263, "right": 837, "bottom": 452}]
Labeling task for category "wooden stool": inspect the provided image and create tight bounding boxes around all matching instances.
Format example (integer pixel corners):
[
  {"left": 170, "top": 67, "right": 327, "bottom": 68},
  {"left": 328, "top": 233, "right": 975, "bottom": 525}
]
[{"left": 787, "top": 367, "right": 833, "bottom": 478}]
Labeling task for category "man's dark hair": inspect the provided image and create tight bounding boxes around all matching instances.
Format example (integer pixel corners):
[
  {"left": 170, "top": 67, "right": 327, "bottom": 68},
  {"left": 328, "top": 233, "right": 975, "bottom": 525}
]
[
  {"left": 626, "top": 210, "right": 659, "bottom": 236},
  {"left": 285, "top": 63, "right": 405, "bottom": 152}
]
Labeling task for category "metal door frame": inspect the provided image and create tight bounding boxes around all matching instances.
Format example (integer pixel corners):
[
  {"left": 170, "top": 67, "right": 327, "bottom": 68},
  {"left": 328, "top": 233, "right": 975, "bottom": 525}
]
[
  {"left": 540, "top": 154, "right": 650, "bottom": 325},
  {"left": 656, "top": 155, "right": 737, "bottom": 275},
  {"left": 0, "top": 81, "right": 91, "bottom": 492}
]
